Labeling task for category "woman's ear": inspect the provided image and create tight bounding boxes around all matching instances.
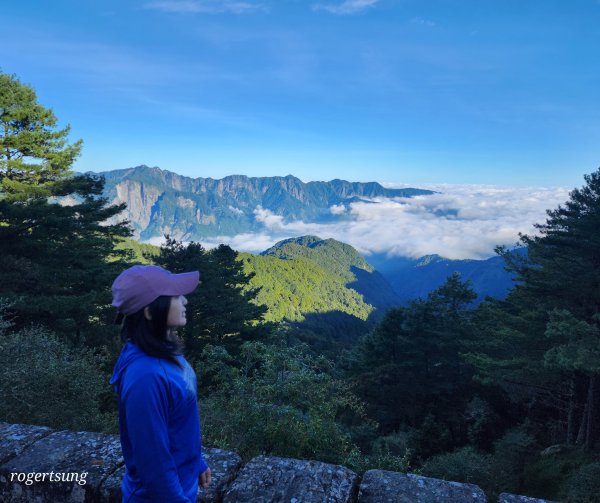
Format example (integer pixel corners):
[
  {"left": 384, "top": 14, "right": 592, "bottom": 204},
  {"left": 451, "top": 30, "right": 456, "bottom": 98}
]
[{"left": 144, "top": 306, "right": 152, "bottom": 321}]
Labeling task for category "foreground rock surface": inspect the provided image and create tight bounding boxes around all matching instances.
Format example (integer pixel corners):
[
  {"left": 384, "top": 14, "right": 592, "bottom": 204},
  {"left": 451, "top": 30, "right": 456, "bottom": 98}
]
[
  {"left": 0, "top": 423, "right": 53, "bottom": 465},
  {"left": 223, "top": 455, "right": 358, "bottom": 503},
  {"left": 99, "top": 446, "right": 241, "bottom": 503},
  {"left": 358, "top": 469, "right": 488, "bottom": 503},
  {"left": 198, "top": 447, "right": 243, "bottom": 503},
  {"left": 0, "top": 429, "right": 123, "bottom": 503},
  {"left": 0, "top": 422, "right": 563, "bottom": 503},
  {"left": 498, "top": 493, "right": 560, "bottom": 503}
]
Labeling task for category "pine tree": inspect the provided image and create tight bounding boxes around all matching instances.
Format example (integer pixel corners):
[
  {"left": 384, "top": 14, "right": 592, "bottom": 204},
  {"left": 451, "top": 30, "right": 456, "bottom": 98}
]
[
  {"left": 478, "top": 168, "right": 600, "bottom": 450},
  {"left": 0, "top": 71, "right": 132, "bottom": 343},
  {"left": 0, "top": 72, "right": 82, "bottom": 201},
  {"left": 348, "top": 273, "right": 477, "bottom": 456}
]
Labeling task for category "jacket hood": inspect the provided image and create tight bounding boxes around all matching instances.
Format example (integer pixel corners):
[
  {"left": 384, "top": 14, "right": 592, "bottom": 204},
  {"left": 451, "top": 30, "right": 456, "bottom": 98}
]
[{"left": 109, "top": 341, "right": 146, "bottom": 390}]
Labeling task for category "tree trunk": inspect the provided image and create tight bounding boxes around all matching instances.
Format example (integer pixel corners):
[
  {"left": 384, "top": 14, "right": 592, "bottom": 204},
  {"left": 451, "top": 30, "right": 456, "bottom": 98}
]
[
  {"left": 585, "top": 374, "right": 597, "bottom": 451},
  {"left": 566, "top": 376, "right": 576, "bottom": 446},
  {"left": 576, "top": 398, "right": 588, "bottom": 445}
]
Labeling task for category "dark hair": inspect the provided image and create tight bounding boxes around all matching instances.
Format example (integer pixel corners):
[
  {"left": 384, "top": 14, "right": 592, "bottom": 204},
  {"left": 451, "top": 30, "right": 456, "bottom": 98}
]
[{"left": 120, "top": 295, "right": 183, "bottom": 368}]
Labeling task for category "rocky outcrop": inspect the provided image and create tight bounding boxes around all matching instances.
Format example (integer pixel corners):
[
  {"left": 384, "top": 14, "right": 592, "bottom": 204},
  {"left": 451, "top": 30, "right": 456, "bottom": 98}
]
[
  {"left": 223, "top": 455, "right": 357, "bottom": 503},
  {"left": 0, "top": 426, "right": 122, "bottom": 503},
  {"left": 498, "top": 494, "right": 559, "bottom": 503},
  {"left": 358, "top": 470, "right": 487, "bottom": 502},
  {"left": 0, "top": 422, "right": 560, "bottom": 502},
  {"left": 113, "top": 179, "right": 162, "bottom": 234}
]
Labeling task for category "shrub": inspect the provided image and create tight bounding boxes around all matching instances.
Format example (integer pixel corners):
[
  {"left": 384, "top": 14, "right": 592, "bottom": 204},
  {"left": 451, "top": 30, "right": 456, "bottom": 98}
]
[
  {"left": 422, "top": 446, "right": 494, "bottom": 489},
  {"left": 490, "top": 426, "right": 536, "bottom": 493},
  {"left": 562, "top": 462, "right": 600, "bottom": 503},
  {"left": 0, "top": 324, "right": 113, "bottom": 432},
  {"left": 197, "top": 341, "right": 364, "bottom": 464}
]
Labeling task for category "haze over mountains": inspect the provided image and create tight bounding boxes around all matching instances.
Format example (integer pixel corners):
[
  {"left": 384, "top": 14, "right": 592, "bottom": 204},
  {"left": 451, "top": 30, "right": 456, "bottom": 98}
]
[{"left": 367, "top": 251, "right": 520, "bottom": 305}]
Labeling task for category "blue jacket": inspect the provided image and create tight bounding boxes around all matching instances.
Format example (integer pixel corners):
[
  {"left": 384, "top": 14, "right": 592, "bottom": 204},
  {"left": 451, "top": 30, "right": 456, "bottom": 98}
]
[{"left": 110, "top": 341, "right": 208, "bottom": 503}]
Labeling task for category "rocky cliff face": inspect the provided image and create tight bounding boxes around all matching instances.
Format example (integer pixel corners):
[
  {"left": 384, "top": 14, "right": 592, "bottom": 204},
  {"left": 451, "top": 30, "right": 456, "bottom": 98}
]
[
  {"left": 98, "top": 165, "right": 434, "bottom": 241},
  {"left": 0, "top": 422, "right": 558, "bottom": 503}
]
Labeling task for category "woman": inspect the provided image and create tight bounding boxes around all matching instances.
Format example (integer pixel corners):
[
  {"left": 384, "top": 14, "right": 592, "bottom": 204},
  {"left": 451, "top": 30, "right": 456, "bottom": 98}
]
[{"left": 110, "top": 264, "right": 211, "bottom": 502}]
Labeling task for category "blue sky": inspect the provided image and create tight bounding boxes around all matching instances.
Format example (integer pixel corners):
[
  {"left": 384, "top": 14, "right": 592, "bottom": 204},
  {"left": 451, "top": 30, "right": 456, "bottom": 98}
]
[{"left": 2, "top": 0, "right": 599, "bottom": 187}]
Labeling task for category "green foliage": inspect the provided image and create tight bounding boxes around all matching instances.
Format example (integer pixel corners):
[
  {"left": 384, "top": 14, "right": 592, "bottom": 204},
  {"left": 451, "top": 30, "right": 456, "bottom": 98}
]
[
  {"left": 0, "top": 174, "right": 132, "bottom": 342},
  {"left": 4, "top": 71, "right": 600, "bottom": 503},
  {"left": 196, "top": 340, "right": 365, "bottom": 464},
  {"left": 0, "top": 317, "right": 113, "bottom": 432},
  {"left": 0, "top": 71, "right": 131, "bottom": 343},
  {"left": 258, "top": 235, "right": 400, "bottom": 314},
  {"left": 421, "top": 428, "right": 537, "bottom": 498},
  {"left": 112, "top": 237, "right": 160, "bottom": 264},
  {"left": 242, "top": 252, "right": 373, "bottom": 324},
  {"left": 344, "top": 443, "right": 411, "bottom": 475},
  {"left": 0, "top": 72, "right": 82, "bottom": 201},
  {"left": 562, "top": 462, "right": 600, "bottom": 503},
  {"left": 500, "top": 169, "right": 600, "bottom": 322},
  {"left": 241, "top": 250, "right": 375, "bottom": 354},
  {"left": 471, "top": 168, "right": 600, "bottom": 453},
  {"left": 263, "top": 236, "right": 375, "bottom": 283},
  {"left": 465, "top": 296, "right": 557, "bottom": 400},
  {"left": 490, "top": 426, "right": 537, "bottom": 494},
  {"left": 544, "top": 309, "right": 600, "bottom": 373},
  {"left": 464, "top": 396, "right": 501, "bottom": 450},
  {"left": 521, "top": 447, "right": 594, "bottom": 500},
  {"left": 348, "top": 273, "right": 476, "bottom": 446},
  {"left": 422, "top": 446, "right": 494, "bottom": 489}
]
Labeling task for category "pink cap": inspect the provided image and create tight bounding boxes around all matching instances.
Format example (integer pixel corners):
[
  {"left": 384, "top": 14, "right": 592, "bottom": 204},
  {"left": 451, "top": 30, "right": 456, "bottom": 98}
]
[{"left": 112, "top": 265, "right": 200, "bottom": 315}]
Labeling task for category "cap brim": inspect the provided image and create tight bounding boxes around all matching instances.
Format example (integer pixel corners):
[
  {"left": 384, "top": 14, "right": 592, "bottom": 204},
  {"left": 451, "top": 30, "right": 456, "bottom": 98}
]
[{"left": 162, "top": 271, "right": 200, "bottom": 296}]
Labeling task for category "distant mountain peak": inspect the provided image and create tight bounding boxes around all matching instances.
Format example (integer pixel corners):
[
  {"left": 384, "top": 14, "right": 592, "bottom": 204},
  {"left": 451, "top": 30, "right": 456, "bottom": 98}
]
[
  {"left": 416, "top": 254, "right": 445, "bottom": 267},
  {"left": 97, "top": 165, "right": 434, "bottom": 242},
  {"left": 262, "top": 235, "right": 323, "bottom": 252},
  {"left": 262, "top": 235, "right": 372, "bottom": 273},
  {"left": 257, "top": 235, "right": 401, "bottom": 316}
]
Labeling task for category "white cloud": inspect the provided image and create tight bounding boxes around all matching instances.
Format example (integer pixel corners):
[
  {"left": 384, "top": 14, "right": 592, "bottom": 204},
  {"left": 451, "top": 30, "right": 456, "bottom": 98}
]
[
  {"left": 253, "top": 205, "right": 286, "bottom": 230},
  {"left": 410, "top": 16, "right": 436, "bottom": 27},
  {"left": 144, "top": 1, "right": 266, "bottom": 14},
  {"left": 143, "top": 231, "right": 277, "bottom": 253},
  {"left": 201, "top": 232, "right": 280, "bottom": 253},
  {"left": 313, "top": 0, "right": 378, "bottom": 15},
  {"left": 329, "top": 204, "right": 346, "bottom": 215},
  {"left": 202, "top": 185, "right": 570, "bottom": 260},
  {"left": 228, "top": 205, "right": 245, "bottom": 215},
  {"left": 145, "top": 185, "right": 572, "bottom": 261}
]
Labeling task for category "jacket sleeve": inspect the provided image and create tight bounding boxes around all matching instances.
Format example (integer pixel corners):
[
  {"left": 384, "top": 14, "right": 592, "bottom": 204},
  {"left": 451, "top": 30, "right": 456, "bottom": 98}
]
[{"left": 123, "top": 371, "right": 192, "bottom": 503}]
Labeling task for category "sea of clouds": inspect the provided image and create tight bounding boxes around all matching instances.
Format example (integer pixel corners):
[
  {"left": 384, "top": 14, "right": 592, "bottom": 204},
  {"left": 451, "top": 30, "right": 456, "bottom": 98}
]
[{"left": 164, "top": 184, "right": 572, "bottom": 260}]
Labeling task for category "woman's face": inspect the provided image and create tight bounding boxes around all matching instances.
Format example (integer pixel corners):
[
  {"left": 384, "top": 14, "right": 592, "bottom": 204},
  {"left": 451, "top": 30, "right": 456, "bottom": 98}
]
[{"left": 167, "top": 295, "right": 188, "bottom": 327}]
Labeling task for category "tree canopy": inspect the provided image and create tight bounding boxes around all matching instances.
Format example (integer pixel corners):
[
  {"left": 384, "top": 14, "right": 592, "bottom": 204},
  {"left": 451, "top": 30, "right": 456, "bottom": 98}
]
[
  {"left": 472, "top": 168, "right": 600, "bottom": 451},
  {"left": 0, "top": 71, "right": 131, "bottom": 342},
  {"left": 0, "top": 72, "right": 82, "bottom": 201}
]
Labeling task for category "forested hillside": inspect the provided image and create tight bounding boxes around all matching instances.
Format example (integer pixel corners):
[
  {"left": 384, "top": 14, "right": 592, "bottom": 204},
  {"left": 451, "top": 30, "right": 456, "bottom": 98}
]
[
  {"left": 261, "top": 235, "right": 400, "bottom": 311},
  {"left": 240, "top": 236, "right": 400, "bottom": 353}
]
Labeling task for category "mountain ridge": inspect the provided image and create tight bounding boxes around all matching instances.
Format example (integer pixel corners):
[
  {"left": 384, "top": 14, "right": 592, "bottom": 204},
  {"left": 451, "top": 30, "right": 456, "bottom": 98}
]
[
  {"left": 97, "top": 165, "right": 434, "bottom": 242},
  {"left": 367, "top": 249, "right": 522, "bottom": 304}
]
